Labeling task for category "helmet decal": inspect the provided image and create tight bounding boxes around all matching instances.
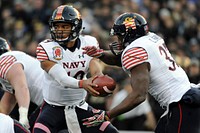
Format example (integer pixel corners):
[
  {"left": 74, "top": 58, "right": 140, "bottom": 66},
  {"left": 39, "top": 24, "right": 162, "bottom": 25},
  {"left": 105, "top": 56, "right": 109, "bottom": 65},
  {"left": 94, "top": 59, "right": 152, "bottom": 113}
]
[
  {"left": 123, "top": 17, "right": 136, "bottom": 30},
  {"left": 55, "top": 5, "right": 65, "bottom": 20}
]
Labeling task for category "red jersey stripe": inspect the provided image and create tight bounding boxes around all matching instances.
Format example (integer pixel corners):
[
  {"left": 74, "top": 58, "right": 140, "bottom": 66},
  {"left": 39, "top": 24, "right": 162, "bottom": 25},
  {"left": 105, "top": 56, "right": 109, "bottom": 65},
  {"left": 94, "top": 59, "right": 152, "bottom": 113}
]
[
  {"left": 122, "top": 47, "right": 148, "bottom": 70},
  {"left": 0, "top": 55, "right": 17, "bottom": 79},
  {"left": 36, "top": 46, "right": 48, "bottom": 61}
]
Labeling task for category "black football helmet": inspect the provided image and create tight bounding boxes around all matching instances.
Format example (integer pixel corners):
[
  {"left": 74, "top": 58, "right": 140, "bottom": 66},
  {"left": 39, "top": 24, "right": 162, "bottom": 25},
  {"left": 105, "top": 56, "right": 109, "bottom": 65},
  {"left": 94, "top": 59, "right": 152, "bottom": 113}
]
[
  {"left": 0, "top": 37, "right": 10, "bottom": 55},
  {"left": 49, "top": 5, "right": 82, "bottom": 45},
  {"left": 110, "top": 12, "right": 149, "bottom": 48}
]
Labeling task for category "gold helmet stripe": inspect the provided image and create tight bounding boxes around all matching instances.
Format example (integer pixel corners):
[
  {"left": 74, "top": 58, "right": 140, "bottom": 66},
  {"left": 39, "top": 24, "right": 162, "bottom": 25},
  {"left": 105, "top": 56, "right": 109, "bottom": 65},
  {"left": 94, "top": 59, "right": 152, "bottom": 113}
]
[
  {"left": 73, "top": 8, "right": 81, "bottom": 19},
  {"left": 55, "top": 5, "right": 65, "bottom": 20}
]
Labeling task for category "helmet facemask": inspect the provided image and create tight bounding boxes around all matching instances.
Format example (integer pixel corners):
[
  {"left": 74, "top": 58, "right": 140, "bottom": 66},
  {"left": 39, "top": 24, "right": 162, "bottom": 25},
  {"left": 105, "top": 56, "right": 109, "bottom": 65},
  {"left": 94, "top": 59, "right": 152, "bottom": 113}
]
[
  {"left": 50, "top": 22, "right": 72, "bottom": 43},
  {"left": 0, "top": 37, "right": 10, "bottom": 55}
]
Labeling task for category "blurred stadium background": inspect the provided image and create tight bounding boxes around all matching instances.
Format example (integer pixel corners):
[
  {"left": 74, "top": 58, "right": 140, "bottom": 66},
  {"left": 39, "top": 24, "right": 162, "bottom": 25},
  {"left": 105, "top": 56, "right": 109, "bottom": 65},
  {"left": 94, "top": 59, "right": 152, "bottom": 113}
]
[
  {"left": 120, "top": 131, "right": 153, "bottom": 133},
  {"left": 0, "top": 0, "right": 199, "bottom": 132}
]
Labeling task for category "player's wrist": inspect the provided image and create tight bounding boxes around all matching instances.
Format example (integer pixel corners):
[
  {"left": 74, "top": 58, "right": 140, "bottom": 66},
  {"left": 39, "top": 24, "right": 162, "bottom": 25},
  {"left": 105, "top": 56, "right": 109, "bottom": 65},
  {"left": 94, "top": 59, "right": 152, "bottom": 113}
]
[
  {"left": 105, "top": 111, "right": 111, "bottom": 121},
  {"left": 98, "top": 49, "right": 105, "bottom": 58},
  {"left": 79, "top": 80, "right": 84, "bottom": 88},
  {"left": 19, "top": 107, "right": 28, "bottom": 119},
  {"left": 18, "top": 107, "right": 29, "bottom": 128}
]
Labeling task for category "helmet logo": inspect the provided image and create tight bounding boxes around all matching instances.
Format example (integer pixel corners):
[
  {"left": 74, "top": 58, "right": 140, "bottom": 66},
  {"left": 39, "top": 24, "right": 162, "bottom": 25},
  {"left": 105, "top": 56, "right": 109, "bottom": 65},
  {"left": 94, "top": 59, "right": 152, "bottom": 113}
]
[
  {"left": 123, "top": 17, "right": 136, "bottom": 30},
  {"left": 53, "top": 46, "right": 63, "bottom": 60},
  {"left": 55, "top": 5, "right": 65, "bottom": 20}
]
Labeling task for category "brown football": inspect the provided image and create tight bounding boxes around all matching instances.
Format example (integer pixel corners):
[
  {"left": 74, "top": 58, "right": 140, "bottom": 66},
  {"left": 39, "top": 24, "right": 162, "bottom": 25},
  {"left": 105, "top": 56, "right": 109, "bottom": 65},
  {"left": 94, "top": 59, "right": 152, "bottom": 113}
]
[{"left": 92, "top": 75, "right": 116, "bottom": 97}]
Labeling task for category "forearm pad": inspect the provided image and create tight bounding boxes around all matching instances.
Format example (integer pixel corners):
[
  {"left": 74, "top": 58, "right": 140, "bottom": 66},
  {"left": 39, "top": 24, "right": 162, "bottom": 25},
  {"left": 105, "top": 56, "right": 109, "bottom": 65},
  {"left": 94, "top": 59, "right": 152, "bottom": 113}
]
[{"left": 48, "top": 64, "right": 81, "bottom": 88}]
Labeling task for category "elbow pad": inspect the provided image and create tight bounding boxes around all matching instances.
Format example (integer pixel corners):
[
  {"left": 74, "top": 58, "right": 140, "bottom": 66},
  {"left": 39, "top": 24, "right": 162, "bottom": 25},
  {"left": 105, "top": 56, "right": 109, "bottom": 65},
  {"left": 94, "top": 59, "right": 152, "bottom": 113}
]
[{"left": 48, "top": 64, "right": 81, "bottom": 88}]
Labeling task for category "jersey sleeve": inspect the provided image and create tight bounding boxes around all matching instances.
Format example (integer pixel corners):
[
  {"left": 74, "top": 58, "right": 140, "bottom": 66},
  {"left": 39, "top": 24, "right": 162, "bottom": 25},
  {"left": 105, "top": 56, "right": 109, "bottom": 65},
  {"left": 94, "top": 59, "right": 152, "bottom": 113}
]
[
  {"left": 36, "top": 45, "right": 49, "bottom": 61},
  {"left": 82, "top": 35, "right": 99, "bottom": 48},
  {"left": 0, "top": 55, "right": 17, "bottom": 79},
  {"left": 122, "top": 47, "right": 148, "bottom": 71},
  {"left": 36, "top": 40, "right": 63, "bottom": 62}
]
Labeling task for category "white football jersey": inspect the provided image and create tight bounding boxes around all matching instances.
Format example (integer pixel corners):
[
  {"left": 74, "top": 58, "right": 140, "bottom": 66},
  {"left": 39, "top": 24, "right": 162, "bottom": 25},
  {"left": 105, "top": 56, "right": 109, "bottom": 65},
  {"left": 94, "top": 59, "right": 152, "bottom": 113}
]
[
  {"left": 36, "top": 35, "right": 99, "bottom": 106},
  {"left": 0, "top": 51, "right": 45, "bottom": 105},
  {"left": 121, "top": 32, "right": 190, "bottom": 108},
  {"left": 0, "top": 113, "right": 14, "bottom": 133}
]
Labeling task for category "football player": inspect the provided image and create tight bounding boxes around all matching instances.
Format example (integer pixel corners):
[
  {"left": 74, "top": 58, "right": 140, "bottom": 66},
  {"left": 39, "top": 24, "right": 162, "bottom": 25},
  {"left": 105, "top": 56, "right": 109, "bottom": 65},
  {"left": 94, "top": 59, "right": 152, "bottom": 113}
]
[
  {"left": 33, "top": 5, "right": 118, "bottom": 133},
  {"left": 82, "top": 12, "right": 200, "bottom": 133},
  {"left": 0, "top": 37, "right": 46, "bottom": 130},
  {"left": 0, "top": 113, "right": 30, "bottom": 133}
]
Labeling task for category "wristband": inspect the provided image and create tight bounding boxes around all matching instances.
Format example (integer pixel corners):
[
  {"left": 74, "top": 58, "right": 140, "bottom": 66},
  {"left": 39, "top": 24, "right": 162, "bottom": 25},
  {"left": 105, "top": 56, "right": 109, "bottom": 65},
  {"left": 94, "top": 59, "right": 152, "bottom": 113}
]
[
  {"left": 105, "top": 111, "right": 111, "bottom": 121},
  {"left": 79, "top": 80, "right": 84, "bottom": 88},
  {"left": 98, "top": 50, "right": 105, "bottom": 59}
]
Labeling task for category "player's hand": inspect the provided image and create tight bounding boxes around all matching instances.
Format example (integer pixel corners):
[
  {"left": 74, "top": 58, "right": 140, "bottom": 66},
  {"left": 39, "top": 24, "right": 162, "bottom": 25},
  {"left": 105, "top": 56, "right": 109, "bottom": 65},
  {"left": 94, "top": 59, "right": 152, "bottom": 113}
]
[
  {"left": 109, "top": 42, "right": 123, "bottom": 56},
  {"left": 82, "top": 110, "right": 110, "bottom": 127},
  {"left": 82, "top": 46, "right": 104, "bottom": 58},
  {"left": 14, "top": 119, "right": 31, "bottom": 133},
  {"left": 81, "top": 77, "right": 100, "bottom": 96},
  {"left": 19, "top": 116, "right": 30, "bottom": 129}
]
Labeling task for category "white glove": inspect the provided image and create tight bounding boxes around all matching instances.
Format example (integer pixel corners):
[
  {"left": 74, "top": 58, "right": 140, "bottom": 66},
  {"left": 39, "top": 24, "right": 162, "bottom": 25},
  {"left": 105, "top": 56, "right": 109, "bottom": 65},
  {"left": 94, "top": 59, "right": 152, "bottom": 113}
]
[{"left": 19, "top": 107, "right": 30, "bottom": 129}]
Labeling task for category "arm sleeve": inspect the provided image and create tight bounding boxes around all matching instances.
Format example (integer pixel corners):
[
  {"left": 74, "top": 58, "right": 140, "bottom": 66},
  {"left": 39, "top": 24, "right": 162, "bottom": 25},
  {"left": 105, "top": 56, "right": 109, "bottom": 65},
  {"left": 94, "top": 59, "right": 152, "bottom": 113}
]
[
  {"left": 36, "top": 45, "right": 49, "bottom": 61},
  {"left": 48, "top": 64, "right": 81, "bottom": 88},
  {"left": 122, "top": 47, "right": 148, "bottom": 71}
]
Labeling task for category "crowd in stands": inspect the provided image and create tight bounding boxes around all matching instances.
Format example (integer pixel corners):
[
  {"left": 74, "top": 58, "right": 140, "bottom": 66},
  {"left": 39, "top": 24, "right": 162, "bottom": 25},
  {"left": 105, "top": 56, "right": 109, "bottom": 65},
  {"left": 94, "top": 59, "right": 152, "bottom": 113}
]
[{"left": 0, "top": 0, "right": 199, "bottom": 131}]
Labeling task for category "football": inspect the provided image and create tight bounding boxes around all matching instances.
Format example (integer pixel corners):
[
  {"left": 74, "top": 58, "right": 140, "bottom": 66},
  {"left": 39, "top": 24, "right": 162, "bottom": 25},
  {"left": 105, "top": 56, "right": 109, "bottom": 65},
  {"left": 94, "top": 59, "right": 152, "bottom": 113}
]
[{"left": 92, "top": 75, "right": 116, "bottom": 97}]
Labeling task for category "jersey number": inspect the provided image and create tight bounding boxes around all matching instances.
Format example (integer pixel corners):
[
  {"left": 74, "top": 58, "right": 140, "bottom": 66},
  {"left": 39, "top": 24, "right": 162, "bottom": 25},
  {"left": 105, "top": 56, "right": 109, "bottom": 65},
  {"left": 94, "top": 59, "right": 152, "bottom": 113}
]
[
  {"left": 67, "top": 70, "right": 85, "bottom": 80},
  {"left": 159, "top": 44, "right": 178, "bottom": 71}
]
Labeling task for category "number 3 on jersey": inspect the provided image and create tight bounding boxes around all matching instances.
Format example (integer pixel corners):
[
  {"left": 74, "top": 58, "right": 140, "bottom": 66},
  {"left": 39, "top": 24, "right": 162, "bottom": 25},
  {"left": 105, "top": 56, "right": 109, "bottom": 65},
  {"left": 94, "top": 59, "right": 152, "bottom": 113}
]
[{"left": 159, "top": 43, "right": 179, "bottom": 71}]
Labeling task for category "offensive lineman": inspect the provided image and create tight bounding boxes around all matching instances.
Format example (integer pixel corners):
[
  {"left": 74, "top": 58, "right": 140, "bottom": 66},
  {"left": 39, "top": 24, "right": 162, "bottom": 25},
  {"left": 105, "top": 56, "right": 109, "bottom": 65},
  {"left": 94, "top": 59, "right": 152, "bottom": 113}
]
[
  {"left": 0, "top": 37, "right": 45, "bottom": 130},
  {"left": 82, "top": 12, "right": 200, "bottom": 133},
  {"left": 33, "top": 5, "right": 118, "bottom": 133}
]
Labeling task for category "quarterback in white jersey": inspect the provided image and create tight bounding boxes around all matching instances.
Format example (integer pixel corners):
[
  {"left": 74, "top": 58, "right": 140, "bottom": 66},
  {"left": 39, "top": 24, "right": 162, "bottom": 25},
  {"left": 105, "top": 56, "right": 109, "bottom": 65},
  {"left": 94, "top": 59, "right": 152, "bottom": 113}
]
[
  {"left": 36, "top": 35, "right": 98, "bottom": 106},
  {"left": 33, "top": 5, "right": 118, "bottom": 133},
  {"left": 82, "top": 13, "right": 200, "bottom": 133},
  {"left": 0, "top": 37, "right": 45, "bottom": 129}
]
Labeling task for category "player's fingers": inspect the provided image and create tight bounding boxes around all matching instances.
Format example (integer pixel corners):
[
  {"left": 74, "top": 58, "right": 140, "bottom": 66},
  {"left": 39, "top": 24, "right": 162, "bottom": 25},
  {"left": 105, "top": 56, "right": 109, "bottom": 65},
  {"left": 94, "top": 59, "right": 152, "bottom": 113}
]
[
  {"left": 88, "top": 86, "right": 99, "bottom": 96},
  {"left": 82, "top": 46, "right": 91, "bottom": 50},
  {"left": 87, "top": 51, "right": 97, "bottom": 56},
  {"left": 83, "top": 49, "right": 95, "bottom": 55},
  {"left": 87, "top": 47, "right": 97, "bottom": 54},
  {"left": 82, "top": 46, "right": 91, "bottom": 54},
  {"left": 82, "top": 47, "right": 87, "bottom": 50}
]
